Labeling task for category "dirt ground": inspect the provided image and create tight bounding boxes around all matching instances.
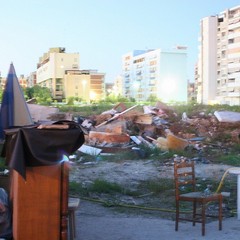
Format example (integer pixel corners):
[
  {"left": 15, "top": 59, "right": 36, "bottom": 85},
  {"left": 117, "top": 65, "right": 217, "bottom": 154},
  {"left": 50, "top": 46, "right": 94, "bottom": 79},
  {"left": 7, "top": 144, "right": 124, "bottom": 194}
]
[
  {"left": 71, "top": 159, "right": 240, "bottom": 240},
  {"left": 70, "top": 159, "right": 232, "bottom": 190}
]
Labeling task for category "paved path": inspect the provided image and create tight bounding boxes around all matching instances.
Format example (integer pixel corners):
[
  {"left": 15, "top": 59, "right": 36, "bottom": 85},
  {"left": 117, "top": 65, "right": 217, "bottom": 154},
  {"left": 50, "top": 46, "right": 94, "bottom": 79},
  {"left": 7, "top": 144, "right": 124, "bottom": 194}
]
[{"left": 75, "top": 200, "right": 240, "bottom": 240}]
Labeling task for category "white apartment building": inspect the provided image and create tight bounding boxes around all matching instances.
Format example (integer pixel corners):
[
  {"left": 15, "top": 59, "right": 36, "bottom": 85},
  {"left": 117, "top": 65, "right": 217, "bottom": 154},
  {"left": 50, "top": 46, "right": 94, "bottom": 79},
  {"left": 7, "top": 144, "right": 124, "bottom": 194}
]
[
  {"left": 122, "top": 48, "right": 188, "bottom": 103},
  {"left": 196, "top": 5, "right": 240, "bottom": 105}
]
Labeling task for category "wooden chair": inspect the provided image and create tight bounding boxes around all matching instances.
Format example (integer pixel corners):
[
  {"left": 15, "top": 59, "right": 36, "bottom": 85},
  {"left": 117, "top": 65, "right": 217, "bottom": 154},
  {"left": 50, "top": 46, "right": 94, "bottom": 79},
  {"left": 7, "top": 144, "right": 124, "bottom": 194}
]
[{"left": 174, "top": 160, "right": 223, "bottom": 236}]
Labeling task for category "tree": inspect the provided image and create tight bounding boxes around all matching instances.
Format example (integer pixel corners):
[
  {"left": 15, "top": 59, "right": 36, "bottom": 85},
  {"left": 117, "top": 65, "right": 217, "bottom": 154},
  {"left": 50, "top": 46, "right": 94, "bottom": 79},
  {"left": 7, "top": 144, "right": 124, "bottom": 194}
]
[
  {"left": 32, "top": 85, "right": 52, "bottom": 105},
  {"left": 147, "top": 94, "right": 158, "bottom": 102}
]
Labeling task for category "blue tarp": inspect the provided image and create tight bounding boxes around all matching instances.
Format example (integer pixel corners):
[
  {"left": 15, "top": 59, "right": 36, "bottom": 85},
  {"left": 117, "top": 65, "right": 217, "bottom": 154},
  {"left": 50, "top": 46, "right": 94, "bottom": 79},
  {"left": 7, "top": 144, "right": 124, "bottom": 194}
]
[{"left": 0, "top": 63, "right": 33, "bottom": 139}]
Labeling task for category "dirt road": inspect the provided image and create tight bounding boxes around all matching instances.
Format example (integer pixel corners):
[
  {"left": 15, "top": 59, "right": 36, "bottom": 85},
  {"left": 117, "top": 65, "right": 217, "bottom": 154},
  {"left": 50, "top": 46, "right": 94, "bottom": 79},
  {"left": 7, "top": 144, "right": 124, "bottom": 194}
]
[{"left": 75, "top": 200, "right": 240, "bottom": 240}]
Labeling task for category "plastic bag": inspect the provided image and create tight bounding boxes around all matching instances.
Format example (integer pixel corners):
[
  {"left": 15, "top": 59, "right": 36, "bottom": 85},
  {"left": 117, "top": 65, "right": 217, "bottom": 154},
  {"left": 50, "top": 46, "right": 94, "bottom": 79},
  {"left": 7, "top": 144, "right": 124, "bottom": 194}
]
[{"left": 0, "top": 188, "right": 12, "bottom": 239}]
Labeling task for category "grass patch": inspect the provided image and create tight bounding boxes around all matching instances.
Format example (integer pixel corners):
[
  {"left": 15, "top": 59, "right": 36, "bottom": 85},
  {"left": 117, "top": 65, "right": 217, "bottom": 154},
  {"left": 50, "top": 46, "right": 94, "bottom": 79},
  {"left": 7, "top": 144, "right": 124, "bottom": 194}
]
[
  {"left": 217, "top": 154, "right": 240, "bottom": 166},
  {"left": 69, "top": 179, "right": 124, "bottom": 197},
  {"left": 89, "top": 179, "right": 123, "bottom": 193}
]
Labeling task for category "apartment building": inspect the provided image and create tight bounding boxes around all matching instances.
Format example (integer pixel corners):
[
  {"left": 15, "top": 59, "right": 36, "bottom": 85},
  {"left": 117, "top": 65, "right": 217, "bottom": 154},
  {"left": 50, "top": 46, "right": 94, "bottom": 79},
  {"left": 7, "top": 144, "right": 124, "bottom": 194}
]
[
  {"left": 122, "top": 48, "right": 187, "bottom": 103},
  {"left": 0, "top": 74, "right": 28, "bottom": 89},
  {"left": 64, "top": 69, "right": 105, "bottom": 102},
  {"left": 26, "top": 72, "right": 37, "bottom": 88},
  {"left": 36, "top": 47, "right": 79, "bottom": 100},
  {"left": 196, "top": 5, "right": 240, "bottom": 105},
  {"left": 36, "top": 48, "right": 105, "bottom": 102}
]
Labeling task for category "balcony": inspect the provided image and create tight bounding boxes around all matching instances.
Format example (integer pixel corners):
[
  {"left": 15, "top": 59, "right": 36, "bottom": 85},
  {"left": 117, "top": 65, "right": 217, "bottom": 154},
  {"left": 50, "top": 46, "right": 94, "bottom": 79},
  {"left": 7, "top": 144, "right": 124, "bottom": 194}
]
[
  {"left": 227, "top": 92, "right": 240, "bottom": 97},
  {"left": 228, "top": 42, "right": 240, "bottom": 49},
  {"left": 228, "top": 21, "right": 240, "bottom": 30},
  {"left": 228, "top": 31, "right": 240, "bottom": 39},
  {"left": 228, "top": 72, "right": 240, "bottom": 78}
]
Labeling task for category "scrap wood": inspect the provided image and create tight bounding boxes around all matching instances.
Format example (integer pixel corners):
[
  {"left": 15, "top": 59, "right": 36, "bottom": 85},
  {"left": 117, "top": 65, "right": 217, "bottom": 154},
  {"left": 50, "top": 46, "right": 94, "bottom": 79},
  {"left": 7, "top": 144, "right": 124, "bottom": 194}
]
[
  {"left": 89, "top": 131, "right": 130, "bottom": 144},
  {"left": 95, "top": 104, "right": 139, "bottom": 128},
  {"left": 134, "top": 114, "right": 152, "bottom": 125},
  {"left": 137, "top": 136, "right": 155, "bottom": 148},
  {"left": 95, "top": 120, "right": 127, "bottom": 134},
  {"left": 37, "top": 124, "right": 69, "bottom": 129}
]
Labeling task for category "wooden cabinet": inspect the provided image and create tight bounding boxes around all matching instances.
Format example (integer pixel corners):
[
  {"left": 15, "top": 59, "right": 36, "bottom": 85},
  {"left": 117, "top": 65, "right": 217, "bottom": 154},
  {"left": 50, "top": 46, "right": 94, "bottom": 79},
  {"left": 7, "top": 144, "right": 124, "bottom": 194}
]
[{"left": 10, "top": 162, "right": 68, "bottom": 240}]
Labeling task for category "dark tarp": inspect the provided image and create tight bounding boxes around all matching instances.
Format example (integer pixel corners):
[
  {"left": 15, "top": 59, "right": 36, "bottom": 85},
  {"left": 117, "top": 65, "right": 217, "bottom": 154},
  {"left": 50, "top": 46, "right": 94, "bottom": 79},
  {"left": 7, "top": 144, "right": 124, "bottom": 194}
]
[{"left": 2, "top": 122, "right": 84, "bottom": 179}]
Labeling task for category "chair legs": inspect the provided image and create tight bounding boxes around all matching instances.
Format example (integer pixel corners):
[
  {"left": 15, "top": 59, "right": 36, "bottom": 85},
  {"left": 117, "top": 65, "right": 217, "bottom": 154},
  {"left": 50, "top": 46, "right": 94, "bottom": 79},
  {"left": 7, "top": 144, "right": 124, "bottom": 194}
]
[
  {"left": 219, "top": 197, "right": 222, "bottom": 231},
  {"left": 175, "top": 201, "right": 179, "bottom": 231},
  {"left": 176, "top": 199, "right": 222, "bottom": 237},
  {"left": 193, "top": 201, "right": 196, "bottom": 226},
  {"left": 201, "top": 202, "right": 206, "bottom": 236}
]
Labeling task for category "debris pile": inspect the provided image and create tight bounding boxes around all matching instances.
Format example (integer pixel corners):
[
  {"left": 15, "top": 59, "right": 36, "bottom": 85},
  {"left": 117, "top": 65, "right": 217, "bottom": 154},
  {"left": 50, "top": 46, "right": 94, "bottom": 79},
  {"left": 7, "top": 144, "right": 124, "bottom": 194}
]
[{"left": 74, "top": 102, "right": 240, "bottom": 159}]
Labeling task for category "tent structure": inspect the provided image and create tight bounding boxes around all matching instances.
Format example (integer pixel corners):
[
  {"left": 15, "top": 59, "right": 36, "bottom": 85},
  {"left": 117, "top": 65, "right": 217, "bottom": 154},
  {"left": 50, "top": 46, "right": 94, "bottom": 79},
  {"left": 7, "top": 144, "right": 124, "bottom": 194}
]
[{"left": 0, "top": 63, "right": 33, "bottom": 139}]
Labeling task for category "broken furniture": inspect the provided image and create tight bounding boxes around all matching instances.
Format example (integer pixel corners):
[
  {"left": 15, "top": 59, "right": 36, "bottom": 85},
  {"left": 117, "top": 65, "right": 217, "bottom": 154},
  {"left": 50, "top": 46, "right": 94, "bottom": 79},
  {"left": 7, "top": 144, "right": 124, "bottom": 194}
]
[
  {"left": 68, "top": 197, "right": 80, "bottom": 240},
  {"left": 228, "top": 168, "right": 240, "bottom": 220},
  {"left": 3, "top": 125, "right": 84, "bottom": 240},
  {"left": 174, "top": 160, "right": 223, "bottom": 236}
]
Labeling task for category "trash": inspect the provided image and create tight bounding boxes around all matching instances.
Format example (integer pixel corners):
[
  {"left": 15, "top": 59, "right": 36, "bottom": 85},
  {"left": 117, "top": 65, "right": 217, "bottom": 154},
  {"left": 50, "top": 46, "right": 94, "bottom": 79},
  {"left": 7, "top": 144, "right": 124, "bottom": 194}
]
[
  {"left": 78, "top": 144, "right": 102, "bottom": 156},
  {"left": 71, "top": 102, "right": 240, "bottom": 159}
]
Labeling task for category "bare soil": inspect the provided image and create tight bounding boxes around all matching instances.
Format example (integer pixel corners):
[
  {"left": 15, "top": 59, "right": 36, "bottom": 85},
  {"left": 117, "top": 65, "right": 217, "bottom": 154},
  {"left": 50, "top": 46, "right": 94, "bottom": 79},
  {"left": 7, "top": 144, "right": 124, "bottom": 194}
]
[{"left": 69, "top": 159, "right": 236, "bottom": 219}]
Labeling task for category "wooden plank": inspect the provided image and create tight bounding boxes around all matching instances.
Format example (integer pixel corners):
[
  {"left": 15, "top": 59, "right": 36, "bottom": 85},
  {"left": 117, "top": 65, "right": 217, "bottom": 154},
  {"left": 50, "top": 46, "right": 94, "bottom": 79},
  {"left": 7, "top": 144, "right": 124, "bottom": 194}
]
[
  {"left": 134, "top": 114, "right": 152, "bottom": 125},
  {"left": 95, "top": 105, "right": 138, "bottom": 128}
]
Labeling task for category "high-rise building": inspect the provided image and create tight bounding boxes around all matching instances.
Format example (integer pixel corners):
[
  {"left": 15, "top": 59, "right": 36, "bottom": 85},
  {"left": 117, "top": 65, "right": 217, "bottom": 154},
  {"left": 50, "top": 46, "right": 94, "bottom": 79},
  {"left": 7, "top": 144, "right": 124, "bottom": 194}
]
[
  {"left": 122, "top": 48, "right": 188, "bottom": 103},
  {"left": 196, "top": 5, "right": 240, "bottom": 105}
]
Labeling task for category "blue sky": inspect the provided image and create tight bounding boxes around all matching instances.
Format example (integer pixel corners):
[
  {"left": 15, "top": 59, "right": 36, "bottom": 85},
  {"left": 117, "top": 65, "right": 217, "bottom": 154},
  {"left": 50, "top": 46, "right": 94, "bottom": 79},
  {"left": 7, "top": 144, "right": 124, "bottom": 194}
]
[{"left": 0, "top": 0, "right": 239, "bottom": 82}]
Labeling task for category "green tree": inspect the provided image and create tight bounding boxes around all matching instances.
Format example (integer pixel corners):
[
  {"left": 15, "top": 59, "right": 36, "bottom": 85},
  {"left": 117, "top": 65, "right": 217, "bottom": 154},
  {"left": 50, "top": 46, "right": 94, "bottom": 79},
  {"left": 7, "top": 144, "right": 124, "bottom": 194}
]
[
  {"left": 25, "top": 87, "right": 35, "bottom": 100},
  {"left": 147, "top": 94, "right": 158, "bottom": 102},
  {"left": 67, "top": 96, "right": 75, "bottom": 105},
  {"left": 32, "top": 85, "right": 52, "bottom": 105}
]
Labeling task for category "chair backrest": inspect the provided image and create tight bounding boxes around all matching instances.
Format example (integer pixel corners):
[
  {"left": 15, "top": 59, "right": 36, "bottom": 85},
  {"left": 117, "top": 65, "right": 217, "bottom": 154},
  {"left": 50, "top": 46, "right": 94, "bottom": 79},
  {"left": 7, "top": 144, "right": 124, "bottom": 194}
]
[{"left": 174, "top": 160, "right": 196, "bottom": 199}]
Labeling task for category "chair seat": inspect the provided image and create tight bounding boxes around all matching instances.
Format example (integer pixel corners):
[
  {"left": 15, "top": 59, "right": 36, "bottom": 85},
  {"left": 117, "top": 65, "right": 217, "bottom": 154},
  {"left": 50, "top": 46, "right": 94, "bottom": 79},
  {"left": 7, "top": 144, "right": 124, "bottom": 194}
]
[{"left": 179, "top": 191, "right": 221, "bottom": 201}]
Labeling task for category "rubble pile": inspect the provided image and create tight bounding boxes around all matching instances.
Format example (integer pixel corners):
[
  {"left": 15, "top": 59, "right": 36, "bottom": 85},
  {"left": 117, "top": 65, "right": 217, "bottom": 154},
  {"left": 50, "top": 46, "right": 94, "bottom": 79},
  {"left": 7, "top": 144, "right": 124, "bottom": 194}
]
[{"left": 75, "top": 102, "right": 240, "bottom": 158}]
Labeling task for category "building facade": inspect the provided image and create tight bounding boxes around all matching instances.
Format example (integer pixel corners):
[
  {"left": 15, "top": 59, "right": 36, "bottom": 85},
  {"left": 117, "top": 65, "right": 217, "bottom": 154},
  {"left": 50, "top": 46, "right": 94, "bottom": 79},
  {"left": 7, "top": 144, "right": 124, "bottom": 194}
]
[
  {"left": 36, "top": 47, "right": 79, "bottom": 100},
  {"left": 122, "top": 48, "right": 188, "bottom": 103},
  {"left": 196, "top": 5, "right": 240, "bottom": 105},
  {"left": 36, "top": 48, "right": 105, "bottom": 102},
  {"left": 64, "top": 70, "right": 105, "bottom": 102}
]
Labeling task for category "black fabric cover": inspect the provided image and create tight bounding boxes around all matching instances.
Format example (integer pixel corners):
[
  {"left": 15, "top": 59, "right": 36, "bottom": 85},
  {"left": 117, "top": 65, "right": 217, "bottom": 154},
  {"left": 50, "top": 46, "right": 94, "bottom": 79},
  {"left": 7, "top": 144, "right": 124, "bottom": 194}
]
[{"left": 3, "top": 122, "right": 84, "bottom": 179}]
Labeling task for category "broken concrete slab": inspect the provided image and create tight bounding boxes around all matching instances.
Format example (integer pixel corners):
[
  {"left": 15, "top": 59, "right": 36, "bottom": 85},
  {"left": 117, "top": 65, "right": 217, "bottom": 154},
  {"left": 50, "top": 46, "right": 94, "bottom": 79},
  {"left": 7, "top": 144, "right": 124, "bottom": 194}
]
[{"left": 214, "top": 111, "right": 240, "bottom": 122}]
